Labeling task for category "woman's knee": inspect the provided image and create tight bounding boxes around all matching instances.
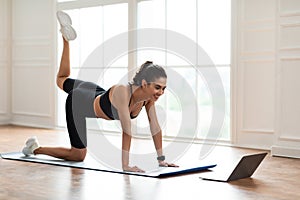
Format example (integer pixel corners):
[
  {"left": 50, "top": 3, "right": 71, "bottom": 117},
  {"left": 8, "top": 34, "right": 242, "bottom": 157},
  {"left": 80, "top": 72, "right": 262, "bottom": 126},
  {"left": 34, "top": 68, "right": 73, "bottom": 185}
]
[
  {"left": 73, "top": 155, "right": 85, "bottom": 162},
  {"left": 56, "top": 76, "right": 68, "bottom": 91},
  {"left": 68, "top": 148, "right": 87, "bottom": 162}
]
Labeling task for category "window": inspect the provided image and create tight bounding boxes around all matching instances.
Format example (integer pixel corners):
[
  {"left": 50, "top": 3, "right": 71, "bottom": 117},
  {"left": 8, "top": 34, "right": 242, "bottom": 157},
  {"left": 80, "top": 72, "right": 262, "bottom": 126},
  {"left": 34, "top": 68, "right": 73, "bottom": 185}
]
[
  {"left": 137, "top": 0, "right": 231, "bottom": 140},
  {"left": 57, "top": 0, "right": 231, "bottom": 141}
]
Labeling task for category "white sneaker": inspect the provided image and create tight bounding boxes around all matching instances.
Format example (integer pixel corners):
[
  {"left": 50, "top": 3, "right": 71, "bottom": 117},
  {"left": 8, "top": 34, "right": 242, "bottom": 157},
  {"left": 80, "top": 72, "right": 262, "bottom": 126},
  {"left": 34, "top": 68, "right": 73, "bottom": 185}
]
[
  {"left": 56, "top": 11, "right": 77, "bottom": 41},
  {"left": 22, "top": 136, "right": 40, "bottom": 156},
  {"left": 60, "top": 25, "right": 77, "bottom": 41},
  {"left": 57, "top": 10, "right": 72, "bottom": 27}
]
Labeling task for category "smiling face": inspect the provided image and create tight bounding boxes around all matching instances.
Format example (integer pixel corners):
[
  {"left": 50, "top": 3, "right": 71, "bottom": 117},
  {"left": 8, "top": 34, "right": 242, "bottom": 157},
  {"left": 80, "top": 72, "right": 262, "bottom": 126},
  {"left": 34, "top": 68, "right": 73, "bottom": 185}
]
[{"left": 143, "top": 77, "right": 167, "bottom": 101}]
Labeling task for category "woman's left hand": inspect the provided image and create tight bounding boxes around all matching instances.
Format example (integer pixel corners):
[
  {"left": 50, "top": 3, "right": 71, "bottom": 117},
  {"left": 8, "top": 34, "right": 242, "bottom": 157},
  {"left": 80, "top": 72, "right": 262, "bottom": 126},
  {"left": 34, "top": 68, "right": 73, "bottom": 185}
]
[{"left": 158, "top": 161, "right": 179, "bottom": 167}]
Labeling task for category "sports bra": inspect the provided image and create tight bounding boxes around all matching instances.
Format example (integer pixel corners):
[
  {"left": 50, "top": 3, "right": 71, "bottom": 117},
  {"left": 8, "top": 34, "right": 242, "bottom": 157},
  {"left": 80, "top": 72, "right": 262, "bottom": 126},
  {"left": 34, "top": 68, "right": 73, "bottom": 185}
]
[{"left": 99, "top": 84, "right": 145, "bottom": 120}]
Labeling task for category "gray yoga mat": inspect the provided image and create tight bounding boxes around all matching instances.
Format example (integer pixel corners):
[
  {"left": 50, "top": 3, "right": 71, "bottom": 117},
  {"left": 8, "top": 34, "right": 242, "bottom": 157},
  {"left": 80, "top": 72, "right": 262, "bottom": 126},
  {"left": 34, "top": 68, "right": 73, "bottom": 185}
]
[{"left": 0, "top": 152, "right": 216, "bottom": 178}]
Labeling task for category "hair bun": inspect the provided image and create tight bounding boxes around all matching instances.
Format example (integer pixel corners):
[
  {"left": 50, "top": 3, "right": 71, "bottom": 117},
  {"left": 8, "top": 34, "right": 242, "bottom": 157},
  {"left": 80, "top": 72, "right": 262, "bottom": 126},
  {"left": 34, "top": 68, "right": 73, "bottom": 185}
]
[{"left": 131, "top": 61, "right": 167, "bottom": 86}]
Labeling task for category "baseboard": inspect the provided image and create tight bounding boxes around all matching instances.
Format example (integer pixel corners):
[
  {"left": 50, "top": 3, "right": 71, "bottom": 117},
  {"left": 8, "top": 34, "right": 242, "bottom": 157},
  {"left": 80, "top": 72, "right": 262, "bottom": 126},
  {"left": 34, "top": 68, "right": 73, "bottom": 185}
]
[
  {"left": 10, "top": 122, "right": 55, "bottom": 130},
  {"left": 271, "top": 145, "right": 300, "bottom": 159},
  {"left": 0, "top": 118, "right": 10, "bottom": 125},
  {"left": 0, "top": 121, "right": 10, "bottom": 125}
]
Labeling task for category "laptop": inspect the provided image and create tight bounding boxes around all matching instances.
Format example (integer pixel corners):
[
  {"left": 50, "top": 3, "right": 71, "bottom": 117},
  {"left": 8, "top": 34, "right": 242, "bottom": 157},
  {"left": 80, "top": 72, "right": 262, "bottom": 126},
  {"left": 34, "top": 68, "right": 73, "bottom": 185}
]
[{"left": 200, "top": 152, "right": 267, "bottom": 182}]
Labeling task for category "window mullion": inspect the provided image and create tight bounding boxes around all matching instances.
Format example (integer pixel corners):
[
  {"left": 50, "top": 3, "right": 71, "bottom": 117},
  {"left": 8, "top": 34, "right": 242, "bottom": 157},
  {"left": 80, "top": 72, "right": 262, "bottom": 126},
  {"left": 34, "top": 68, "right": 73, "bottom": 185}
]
[{"left": 128, "top": 0, "right": 138, "bottom": 133}]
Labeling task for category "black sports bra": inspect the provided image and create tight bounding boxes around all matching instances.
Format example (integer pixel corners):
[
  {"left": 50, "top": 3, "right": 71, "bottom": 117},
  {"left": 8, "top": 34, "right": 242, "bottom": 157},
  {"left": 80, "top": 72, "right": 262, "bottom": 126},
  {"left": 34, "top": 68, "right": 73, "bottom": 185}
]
[{"left": 99, "top": 84, "right": 145, "bottom": 120}]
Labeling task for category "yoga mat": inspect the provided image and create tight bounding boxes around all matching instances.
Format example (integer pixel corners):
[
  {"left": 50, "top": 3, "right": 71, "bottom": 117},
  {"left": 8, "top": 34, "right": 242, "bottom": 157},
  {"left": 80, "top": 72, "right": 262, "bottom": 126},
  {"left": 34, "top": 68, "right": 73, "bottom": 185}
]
[{"left": 0, "top": 152, "right": 216, "bottom": 178}]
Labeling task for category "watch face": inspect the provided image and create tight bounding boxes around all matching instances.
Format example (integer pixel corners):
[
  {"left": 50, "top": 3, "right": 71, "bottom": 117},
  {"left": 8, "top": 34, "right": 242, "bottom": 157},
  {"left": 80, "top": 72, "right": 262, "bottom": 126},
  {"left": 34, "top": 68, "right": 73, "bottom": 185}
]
[{"left": 157, "top": 155, "right": 165, "bottom": 161}]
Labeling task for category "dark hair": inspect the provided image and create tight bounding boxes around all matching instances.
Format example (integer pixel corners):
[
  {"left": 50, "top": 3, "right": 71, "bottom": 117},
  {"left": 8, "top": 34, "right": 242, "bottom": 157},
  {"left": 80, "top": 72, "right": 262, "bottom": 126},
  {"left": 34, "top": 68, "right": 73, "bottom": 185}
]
[{"left": 131, "top": 61, "right": 167, "bottom": 86}]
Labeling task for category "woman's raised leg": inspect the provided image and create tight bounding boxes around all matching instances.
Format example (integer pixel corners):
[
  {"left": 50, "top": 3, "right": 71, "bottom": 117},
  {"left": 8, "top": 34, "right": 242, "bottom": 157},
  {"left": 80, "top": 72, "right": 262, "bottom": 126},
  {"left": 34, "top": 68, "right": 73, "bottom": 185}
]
[{"left": 56, "top": 37, "right": 71, "bottom": 90}]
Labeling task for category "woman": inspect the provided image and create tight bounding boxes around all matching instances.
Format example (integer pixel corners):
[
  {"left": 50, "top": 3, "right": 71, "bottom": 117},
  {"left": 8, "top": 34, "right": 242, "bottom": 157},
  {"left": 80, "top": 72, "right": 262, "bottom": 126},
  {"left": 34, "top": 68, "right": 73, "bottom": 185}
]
[{"left": 22, "top": 11, "right": 177, "bottom": 172}]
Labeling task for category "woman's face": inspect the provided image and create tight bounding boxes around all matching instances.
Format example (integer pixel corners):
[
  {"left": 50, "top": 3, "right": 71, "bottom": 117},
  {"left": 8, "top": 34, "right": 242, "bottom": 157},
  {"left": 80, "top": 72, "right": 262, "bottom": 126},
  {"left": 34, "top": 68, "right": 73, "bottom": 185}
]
[{"left": 147, "top": 77, "right": 167, "bottom": 101}]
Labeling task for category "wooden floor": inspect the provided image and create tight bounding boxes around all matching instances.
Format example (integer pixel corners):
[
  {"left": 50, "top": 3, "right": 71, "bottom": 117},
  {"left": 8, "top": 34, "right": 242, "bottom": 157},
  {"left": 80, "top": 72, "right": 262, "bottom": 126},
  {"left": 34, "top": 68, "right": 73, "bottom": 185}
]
[{"left": 0, "top": 125, "right": 299, "bottom": 200}]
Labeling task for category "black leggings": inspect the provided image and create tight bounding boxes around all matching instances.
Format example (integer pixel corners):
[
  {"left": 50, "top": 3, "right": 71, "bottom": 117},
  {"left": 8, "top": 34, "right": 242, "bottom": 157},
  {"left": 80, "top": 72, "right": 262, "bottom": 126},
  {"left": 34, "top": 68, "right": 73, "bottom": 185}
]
[{"left": 63, "top": 78, "right": 105, "bottom": 149}]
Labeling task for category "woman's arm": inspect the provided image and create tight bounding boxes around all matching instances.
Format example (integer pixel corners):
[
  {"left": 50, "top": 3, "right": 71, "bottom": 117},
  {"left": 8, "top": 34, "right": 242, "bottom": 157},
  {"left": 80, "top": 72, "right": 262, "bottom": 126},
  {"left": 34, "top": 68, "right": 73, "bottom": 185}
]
[
  {"left": 145, "top": 101, "right": 178, "bottom": 167},
  {"left": 145, "top": 101, "right": 163, "bottom": 156},
  {"left": 111, "top": 85, "right": 144, "bottom": 172}
]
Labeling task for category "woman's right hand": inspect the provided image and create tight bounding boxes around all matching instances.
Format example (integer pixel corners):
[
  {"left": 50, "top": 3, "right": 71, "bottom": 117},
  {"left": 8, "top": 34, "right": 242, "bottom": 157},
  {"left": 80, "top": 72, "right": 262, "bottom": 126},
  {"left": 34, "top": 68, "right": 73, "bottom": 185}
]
[{"left": 123, "top": 165, "right": 145, "bottom": 173}]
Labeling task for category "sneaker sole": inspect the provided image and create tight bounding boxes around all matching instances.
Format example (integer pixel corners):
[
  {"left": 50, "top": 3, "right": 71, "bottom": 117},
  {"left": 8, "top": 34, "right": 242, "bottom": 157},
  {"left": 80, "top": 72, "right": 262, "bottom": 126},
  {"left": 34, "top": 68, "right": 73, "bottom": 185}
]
[
  {"left": 57, "top": 11, "right": 72, "bottom": 27},
  {"left": 60, "top": 25, "right": 77, "bottom": 41}
]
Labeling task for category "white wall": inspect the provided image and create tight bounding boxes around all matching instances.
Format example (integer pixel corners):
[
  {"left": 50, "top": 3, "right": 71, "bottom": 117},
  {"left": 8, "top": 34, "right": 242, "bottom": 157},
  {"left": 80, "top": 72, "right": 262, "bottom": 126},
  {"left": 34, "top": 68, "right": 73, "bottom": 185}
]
[
  {"left": 10, "top": 0, "right": 56, "bottom": 128},
  {"left": 233, "top": 0, "right": 300, "bottom": 158},
  {"left": 0, "top": 0, "right": 11, "bottom": 124},
  {"left": 233, "top": 0, "right": 276, "bottom": 149},
  {"left": 272, "top": 0, "right": 300, "bottom": 158}
]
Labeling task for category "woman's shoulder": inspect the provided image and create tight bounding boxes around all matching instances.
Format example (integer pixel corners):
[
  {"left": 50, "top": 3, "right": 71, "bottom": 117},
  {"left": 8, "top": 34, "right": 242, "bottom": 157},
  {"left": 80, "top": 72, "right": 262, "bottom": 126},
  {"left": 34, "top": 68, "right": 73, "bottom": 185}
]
[
  {"left": 110, "top": 84, "right": 128, "bottom": 93},
  {"left": 110, "top": 84, "right": 130, "bottom": 100}
]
